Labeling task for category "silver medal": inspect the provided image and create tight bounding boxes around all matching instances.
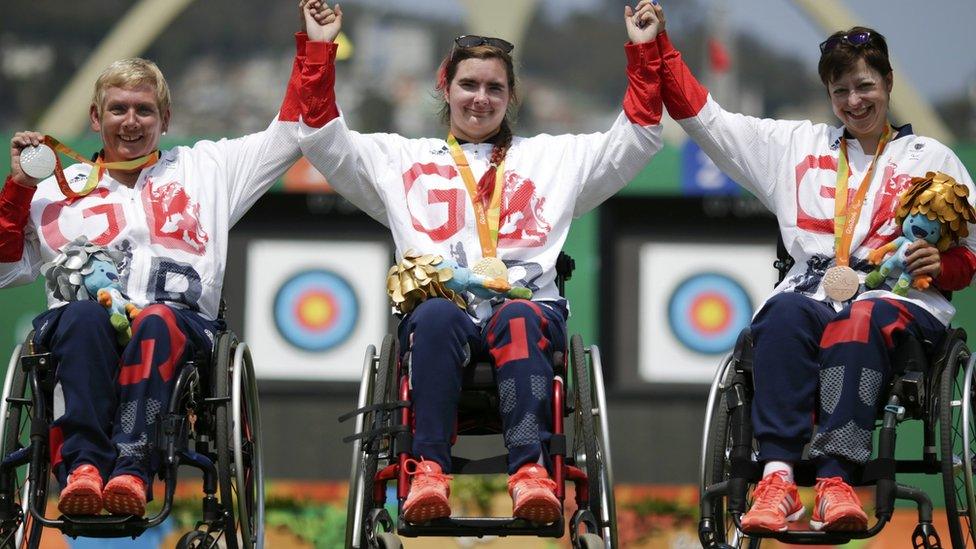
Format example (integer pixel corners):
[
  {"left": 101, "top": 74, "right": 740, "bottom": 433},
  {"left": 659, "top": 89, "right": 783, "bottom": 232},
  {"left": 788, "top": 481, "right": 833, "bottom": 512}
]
[{"left": 20, "top": 144, "right": 56, "bottom": 180}]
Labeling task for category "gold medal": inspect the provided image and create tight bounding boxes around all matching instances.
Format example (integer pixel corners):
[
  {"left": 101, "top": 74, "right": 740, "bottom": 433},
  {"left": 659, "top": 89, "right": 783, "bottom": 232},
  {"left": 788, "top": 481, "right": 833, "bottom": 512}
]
[
  {"left": 471, "top": 256, "right": 508, "bottom": 280},
  {"left": 823, "top": 265, "right": 860, "bottom": 302}
]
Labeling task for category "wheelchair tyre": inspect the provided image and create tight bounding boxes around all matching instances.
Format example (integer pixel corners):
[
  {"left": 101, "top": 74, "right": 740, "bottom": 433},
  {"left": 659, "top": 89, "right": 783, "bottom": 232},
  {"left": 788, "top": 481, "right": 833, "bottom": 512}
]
[
  {"left": 570, "top": 335, "right": 617, "bottom": 547},
  {"left": 215, "top": 335, "right": 265, "bottom": 549},
  {"left": 938, "top": 338, "right": 976, "bottom": 549},
  {"left": 175, "top": 530, "right": 219, "bottom": 549},
  {"left": 701, "top": 355, "right": 760, "bottom": 549},
  {"left": 0, "top": 343, "right": 45, "bottom": 549},
  {"left": 576, "top": 532, "right": 605, "bottom": 549},
  {"left": 346, "top": 335, "right": 398, "bottom": 549},
  {"left": 375, "top": 532, "right": 402, "bottom": 549}
]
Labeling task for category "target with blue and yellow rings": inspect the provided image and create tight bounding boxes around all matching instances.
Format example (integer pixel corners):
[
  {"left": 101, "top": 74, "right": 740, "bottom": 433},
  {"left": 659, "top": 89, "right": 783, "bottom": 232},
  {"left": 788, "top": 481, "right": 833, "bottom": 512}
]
[
  {"left": 273, "top": 269, "right": 359, "bottom": 352},
  {"left": 668, "top": 272, "right": 752, "bottom": 355}
]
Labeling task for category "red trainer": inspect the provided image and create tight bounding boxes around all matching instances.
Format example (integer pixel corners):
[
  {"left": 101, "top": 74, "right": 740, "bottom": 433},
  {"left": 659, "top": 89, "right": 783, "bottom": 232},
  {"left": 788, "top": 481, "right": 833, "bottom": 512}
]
[
  {"left": 58, "top": 464, "right": 103, "bottom": 516},
  {"left": 740, "top": 471, "right": 804, "bottom": 533},
  {"left": 810, "top": 477, "right": 868, "bottom": 531},
  {"left": 402, "top": 459, "right": 452, "bottom": 523},
  {"left": 508, "top": 463, "right": 560, "bottom": 524},
  {"left": 102, "top": 474, "right": 147, "bottom": 517}
]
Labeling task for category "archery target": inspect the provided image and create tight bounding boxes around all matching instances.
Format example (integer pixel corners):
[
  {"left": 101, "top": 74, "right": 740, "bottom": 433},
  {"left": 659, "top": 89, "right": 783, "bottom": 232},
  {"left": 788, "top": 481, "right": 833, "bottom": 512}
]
[
  {"left": 245, "top": 239, "right": 388, "bottom": 381},
  {"left": 273, "top": 270, "right": 358, "bottom": 352},
  {"left": 638, "top": 241, "right": 776, "bottom": 384},
  {"left": 668, "top": 273, "right": 753, "bottom": 355}
]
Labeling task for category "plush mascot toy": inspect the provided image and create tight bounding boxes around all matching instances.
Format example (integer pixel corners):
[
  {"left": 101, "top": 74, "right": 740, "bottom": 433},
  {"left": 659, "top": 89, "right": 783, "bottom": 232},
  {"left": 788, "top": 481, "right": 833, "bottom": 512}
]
[
  {"left": 865, "top": 172, "right": 976, "bottom": 296},
  {"left": 387, "top": 249, "right": 533, "bottom": 314},
  {"left": 41, "top": 237, "right": 141, "bottom": 344}
]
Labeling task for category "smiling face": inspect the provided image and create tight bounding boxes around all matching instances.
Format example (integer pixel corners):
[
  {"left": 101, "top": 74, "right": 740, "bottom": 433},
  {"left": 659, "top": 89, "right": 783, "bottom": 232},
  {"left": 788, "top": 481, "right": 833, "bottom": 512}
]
[
  {"left": 90, "top": 84, "right": 169, "bottom": 163},
  {"left": 445, "top": 58, "right": 510, "bottom": 143},
  {"left": 827, "top": 58, "right": 892, "bottom": 146},
  {"left": 902, "top": 213, "right": 941, "bottom": 245}
]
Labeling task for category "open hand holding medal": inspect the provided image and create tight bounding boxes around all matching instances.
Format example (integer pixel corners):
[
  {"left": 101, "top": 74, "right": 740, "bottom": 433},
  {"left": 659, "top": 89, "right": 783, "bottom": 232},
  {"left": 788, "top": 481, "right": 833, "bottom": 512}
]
[{"left": 10, "top": 132, "right": 158, "bottom": 197}]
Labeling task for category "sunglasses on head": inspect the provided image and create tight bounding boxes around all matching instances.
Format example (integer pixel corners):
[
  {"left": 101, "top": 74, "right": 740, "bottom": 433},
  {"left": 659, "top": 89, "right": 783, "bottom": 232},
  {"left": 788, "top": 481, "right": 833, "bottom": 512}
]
[
  {"left": 454, "top": 35, "right": 515, "bottom": 53},
  {"left": 819, "top": 31, "right": 874, "bottom": 54}
]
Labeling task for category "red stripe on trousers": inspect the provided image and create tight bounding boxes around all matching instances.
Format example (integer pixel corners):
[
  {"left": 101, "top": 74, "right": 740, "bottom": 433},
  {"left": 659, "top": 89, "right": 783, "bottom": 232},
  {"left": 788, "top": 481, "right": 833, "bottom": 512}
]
[
  {"left": 820, "top": 300, "right": 874, "bottom": 348},
  {"left": 119, "top": 305, "right": 187, "bottom": 385},
  {"left": 880, "top": 298, "right": 914, "bottom": 348},
  {"left": 49, "top": 425, "right": 64, "bottom": 471}
]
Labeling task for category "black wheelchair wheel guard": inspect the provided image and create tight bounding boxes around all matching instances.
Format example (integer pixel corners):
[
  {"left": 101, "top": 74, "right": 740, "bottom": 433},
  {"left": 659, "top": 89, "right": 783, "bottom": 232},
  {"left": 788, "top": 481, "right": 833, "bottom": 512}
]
[
  {"left": 0, "top": 343, "right": 46, "bottom": 549},
  {"left": 701, "top": 354, "right": 760, "bottom": 549},
  {"left": 939, "top": 338, "right": 976, "bottom": 549},
  {"left": 347, "top": 334, "right": 398, "bottom": 549},
  {"left": 570, "top": 335, "right": 617, "bottom": 546}
]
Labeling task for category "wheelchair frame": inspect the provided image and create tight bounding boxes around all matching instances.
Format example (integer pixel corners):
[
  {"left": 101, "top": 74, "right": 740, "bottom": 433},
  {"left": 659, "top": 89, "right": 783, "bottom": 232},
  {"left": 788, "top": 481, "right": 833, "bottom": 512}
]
[
  {"left": 342, "top": 253, "right": 618, "bottom": 549},
  {"left": 698, "top": 326, "right": 976, "bottom": 549},
  {"left": 0, "top": 329, "right": 264, "bottom": 549}
]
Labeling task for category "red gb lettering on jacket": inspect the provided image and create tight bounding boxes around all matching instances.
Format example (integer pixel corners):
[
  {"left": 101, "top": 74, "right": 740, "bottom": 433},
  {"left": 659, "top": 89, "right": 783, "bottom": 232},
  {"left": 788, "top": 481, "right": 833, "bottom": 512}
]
[
  {"left": 41, "top": 188, "right": 126, "bottom": 250},
  {"left": 142, "top": 179, "right": 209, "bottom": 255},
  {"left": 402, "top": 162, "right": 465, "bottom": 242}
]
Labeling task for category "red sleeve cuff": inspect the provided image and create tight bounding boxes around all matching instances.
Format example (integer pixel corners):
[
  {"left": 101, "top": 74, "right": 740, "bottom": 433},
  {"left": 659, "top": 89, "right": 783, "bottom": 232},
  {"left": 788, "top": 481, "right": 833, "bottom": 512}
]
[
  {"left": 0, "top": 175, "right": 35, "bottom": 262},
  {"left": 305, "top": 40, "right": 338, "bottom": 65},
  {"left": 936, "top": 246, "right": 976, "bottom": 291},
  {"left": 622, "top": 41, "right": 662, "bottom": 126},
  {"left": 656, "top": 30, "right": 677, "bottom": 56},
  {"left": 625, "top": 40, "right": 662, "bottom": 70},
  {"left": 295, "top": 32, "right": 308, "bottom": 55}
]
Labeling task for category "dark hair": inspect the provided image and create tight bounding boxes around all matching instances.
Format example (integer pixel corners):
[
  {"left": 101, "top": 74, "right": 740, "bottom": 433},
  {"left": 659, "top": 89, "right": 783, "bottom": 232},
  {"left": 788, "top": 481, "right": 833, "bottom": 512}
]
[
  {"left": 435, "top": 44, "right": 520, "bottom": 131},
  {"left": 817, "top": 26, "right": 891, "bottom": 86}
]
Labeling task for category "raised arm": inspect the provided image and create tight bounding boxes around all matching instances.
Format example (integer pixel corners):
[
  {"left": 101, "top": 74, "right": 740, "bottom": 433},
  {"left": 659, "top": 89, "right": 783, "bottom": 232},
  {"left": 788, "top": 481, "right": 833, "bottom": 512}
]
[
  {"left": 560, "top": 1, "right": 665, "bottom": 216},
  {"left": 295, "top": 1, "right": 394, "bottom": 224},
  {"left": 652, "top": 2, "right": 811, "bottom": 204}
]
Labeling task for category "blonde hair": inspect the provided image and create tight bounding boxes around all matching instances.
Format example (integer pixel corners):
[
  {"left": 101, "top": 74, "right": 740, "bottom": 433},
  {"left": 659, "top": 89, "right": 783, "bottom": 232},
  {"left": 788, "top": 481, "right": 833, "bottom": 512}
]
[{"left": 92, "top": 58, "right": 170, "bottom": 115}]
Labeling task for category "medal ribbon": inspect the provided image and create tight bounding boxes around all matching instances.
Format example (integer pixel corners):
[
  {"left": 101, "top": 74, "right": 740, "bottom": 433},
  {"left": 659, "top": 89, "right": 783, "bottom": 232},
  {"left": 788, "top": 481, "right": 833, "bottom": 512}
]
[
  {"left": 446, "top": 134, "right": 505, "bottom": 258},
  {"left": 833, "top": 125, "right": 892, "bottom": 267},
  {"left": 43, "top": 135, "right": 160, "bottom": 199}
]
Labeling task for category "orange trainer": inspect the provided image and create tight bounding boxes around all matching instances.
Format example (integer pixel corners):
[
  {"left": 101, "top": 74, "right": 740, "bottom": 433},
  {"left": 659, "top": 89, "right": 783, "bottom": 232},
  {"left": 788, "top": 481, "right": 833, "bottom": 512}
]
[
  {"left": 58, "top": 464, "right": 103, "bottom": 516},
  {"left": 102, "top": 474, "right": 147, "bottom": 517},
  {"left": 402, "top": 459, "right": 452, "bottom": 523},
  {"left": 740, "top": 470, "right": 804, "bottom": 533},
  {"left": 810, "top": 477, "right": 868, "bottom": 531},
  {"left": 508, "top": 463, "right": 560, "bottom": 524}
]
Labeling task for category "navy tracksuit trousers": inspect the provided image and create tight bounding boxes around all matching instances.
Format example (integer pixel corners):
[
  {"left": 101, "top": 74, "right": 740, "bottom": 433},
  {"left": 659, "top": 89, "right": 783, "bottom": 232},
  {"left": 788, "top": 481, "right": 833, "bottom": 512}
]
[
  {"left": 32, "top": 300, "right": 219, "bottom": 489},
  {"left": 751, "top": 292, "right": 945, "bottom": 482},
  {"left": 399, "top": 297, "right": 567, "bottom": 475}
]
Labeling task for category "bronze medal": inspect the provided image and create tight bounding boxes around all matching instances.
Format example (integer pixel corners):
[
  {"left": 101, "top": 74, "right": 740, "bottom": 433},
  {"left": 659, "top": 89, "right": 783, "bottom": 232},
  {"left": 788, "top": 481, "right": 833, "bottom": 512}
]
[{"left": 823, "top": 265, "right": 860, "bottom": 302}]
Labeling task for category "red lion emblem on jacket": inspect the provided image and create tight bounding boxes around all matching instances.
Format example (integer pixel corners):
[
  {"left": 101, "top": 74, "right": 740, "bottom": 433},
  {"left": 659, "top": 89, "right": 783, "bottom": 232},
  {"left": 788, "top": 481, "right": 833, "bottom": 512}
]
[
  {"left": 142, "top": 179, "right": 209, "bottom": 255},
  {"left": 498, "top": 172, "right": 550, "bottom": 248}
]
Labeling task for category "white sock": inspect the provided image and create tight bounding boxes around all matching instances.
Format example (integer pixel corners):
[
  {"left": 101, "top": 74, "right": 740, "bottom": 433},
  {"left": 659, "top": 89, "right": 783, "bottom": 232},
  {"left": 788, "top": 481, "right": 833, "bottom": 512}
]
[{"left": 763, "top": 460, "right": 794, "bottom": 483}]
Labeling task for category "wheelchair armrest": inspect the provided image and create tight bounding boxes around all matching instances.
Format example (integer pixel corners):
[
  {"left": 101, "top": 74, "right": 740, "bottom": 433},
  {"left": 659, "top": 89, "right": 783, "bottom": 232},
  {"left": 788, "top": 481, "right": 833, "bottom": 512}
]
[{"left": 731, "top": 328, "right": 754, "bottom": 372}]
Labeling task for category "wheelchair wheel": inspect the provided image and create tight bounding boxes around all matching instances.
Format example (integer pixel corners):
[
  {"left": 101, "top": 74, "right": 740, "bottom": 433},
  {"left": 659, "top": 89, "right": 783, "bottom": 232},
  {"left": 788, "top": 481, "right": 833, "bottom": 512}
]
[
  {"left": 375, "top": 531, "right": 402, "bottom": 549},
  {"left": 570, "top": 335, "right": 617, "bottom": 547},
  {"left": 0, "top": 343, "right": 45, "bottom": 549},
  {"left": 701, "top": 354, "right": 760, "bottom": 549},
  {"left": 175, "top": 530, "right": 219, "bottom": 548},
  {"left": 938, "top": 338, "right": 976, "bottom": 548},
  {"left": 215, "top": 335, "right": 265, "bottom": 549},
  {"left": 346, "top": 335, "right": 398, "bottom": 549},
  {"left": 576, "top": 532, "right": 605, "bottom": 549}
]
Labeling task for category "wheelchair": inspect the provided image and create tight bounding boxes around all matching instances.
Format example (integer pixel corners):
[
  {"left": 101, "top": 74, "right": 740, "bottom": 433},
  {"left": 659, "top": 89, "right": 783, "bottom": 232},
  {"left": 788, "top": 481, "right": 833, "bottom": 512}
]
[
  {"left": 0, "top": 317, "right": 264, "bottom": 548},
  {"left": 341, "top": 253, "right": 618, "bottom": 549},
  {"left": 698, "top": 322, "right": 975, "bottom": 548}
]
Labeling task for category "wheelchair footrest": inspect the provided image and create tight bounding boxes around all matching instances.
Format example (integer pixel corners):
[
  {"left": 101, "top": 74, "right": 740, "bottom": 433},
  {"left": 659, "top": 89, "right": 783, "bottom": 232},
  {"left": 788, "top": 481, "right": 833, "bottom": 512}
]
[
  {"left": 55, "top": 515, "right": 149, "bottom": 539},
  {"left": 397, "top": 516, "right": 564, "bottom": 538}
]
